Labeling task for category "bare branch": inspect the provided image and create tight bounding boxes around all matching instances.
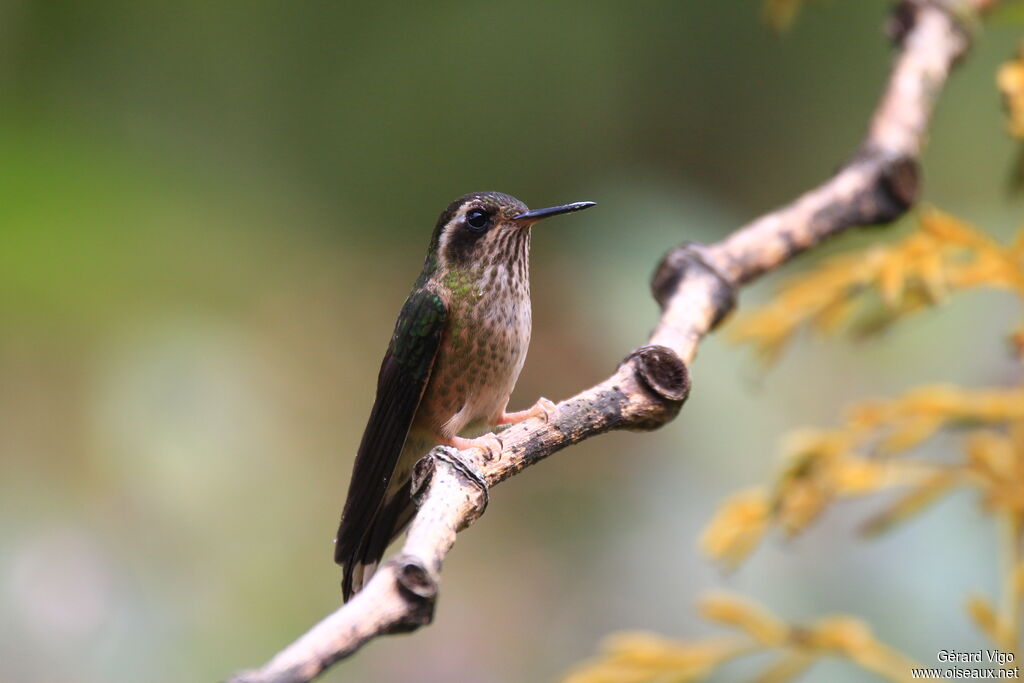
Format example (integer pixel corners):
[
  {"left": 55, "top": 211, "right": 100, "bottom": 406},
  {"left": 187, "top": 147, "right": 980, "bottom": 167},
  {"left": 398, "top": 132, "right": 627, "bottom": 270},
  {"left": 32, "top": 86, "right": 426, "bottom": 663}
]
[{"left": 230, "top": 2, "right": 984, "bottom": 681}]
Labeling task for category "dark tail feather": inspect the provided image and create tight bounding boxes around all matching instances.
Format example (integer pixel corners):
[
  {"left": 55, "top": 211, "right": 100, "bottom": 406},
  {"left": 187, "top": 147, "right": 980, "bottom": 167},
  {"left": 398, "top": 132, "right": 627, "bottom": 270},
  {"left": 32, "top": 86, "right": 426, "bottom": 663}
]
[{"left": 338, "top": 488, "right": 415, "bottom": 601}]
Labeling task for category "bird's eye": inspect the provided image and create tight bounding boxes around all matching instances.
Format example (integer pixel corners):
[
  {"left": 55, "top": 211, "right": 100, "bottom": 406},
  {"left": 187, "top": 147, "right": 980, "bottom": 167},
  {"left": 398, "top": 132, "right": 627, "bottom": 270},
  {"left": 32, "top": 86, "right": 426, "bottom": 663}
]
[{"left": 465, "top": 209, "right": 490, "bottom": 232}]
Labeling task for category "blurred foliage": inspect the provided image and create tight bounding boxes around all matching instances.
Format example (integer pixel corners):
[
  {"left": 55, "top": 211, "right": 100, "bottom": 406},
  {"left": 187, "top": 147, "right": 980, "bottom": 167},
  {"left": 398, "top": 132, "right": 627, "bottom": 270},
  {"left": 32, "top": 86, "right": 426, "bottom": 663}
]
[
  {"left": 701, "top": 384, "right": 1024, "bottom": 562},
  {"left": 999, "top": 42, "right": 1024, "bottom": 189},
  {"left": 573, "top": 204, "right": 1024, "bottom": 678},
  {"left": 567, "top": 4, "right": 1024, "bottom": 676},
  {"left": 1000, "top": 44, "right": 1024, "bottom": 140},
  {"left": 730, "top": 208, "right": 1024, "bottom": 361},
  {"left": 566, "top": 592, "right": 920, "bottom": 683}
]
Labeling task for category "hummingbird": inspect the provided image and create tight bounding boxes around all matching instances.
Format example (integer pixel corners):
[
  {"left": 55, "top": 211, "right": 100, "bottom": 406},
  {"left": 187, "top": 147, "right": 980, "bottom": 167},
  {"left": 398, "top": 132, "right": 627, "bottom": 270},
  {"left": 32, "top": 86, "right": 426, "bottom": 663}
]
[{"left": 335, "top": 191, "right": 595, "bottom": 600}]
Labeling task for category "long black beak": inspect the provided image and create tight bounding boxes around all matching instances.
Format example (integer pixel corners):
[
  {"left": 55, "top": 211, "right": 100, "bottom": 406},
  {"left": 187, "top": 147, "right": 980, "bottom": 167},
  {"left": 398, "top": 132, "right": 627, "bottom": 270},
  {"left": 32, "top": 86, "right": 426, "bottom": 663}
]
[{"left": 512, "top": 201, "right": 596, "bottom": 223}]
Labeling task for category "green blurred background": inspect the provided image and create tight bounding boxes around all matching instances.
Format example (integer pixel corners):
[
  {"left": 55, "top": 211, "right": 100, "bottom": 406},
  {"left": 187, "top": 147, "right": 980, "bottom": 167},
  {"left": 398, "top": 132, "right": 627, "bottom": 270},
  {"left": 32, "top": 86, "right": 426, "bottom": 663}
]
[{"left": 2, "top": 1, "right": 1022, "bottom": 681}]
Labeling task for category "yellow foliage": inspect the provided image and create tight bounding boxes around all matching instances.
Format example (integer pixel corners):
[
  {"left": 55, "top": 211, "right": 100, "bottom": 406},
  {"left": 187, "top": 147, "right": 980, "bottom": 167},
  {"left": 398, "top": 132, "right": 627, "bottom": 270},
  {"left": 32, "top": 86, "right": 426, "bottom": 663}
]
[
  {"left": 575, "top": 199, "right": 1024, "bottom": 682},
  {"left": 700, "top": 592, "right": 790, "bottom": 646},
  {"left": 699, "top": 488, "right": 770, "bottom": 569},
  {"left": 774, "top": 477, "right": 827, "bottom": 535},
  {"left": 849, "top": 384, "right": 1024, "bottom": 438},
  {"left": 965, "top": 430, "right": 1024, "bottom": 513},
  {"left": 860, "top": 471, "right": 958, "bottom": 536},
  {"left": 562, "top": 632, "right": 752, "bottom": 683},
  {"left": 702, "top": 384, "right": 1024, "bottom": 570},
  {"left": 564, "top": 593, "right": 921, "bottom": 683},
  {"left": 769, "top": 430, "right": 852, "bottom": 533},
  {"left": 809, "top": 616, "right": 920, "bottom": 682},
  {"left": 832, "top": 457, "right": 927, "bottom": 496},
  {"left": 966, "top": 594, "right": 1006, "bottom": 646},
  {"left": 998, "top": 44, "right": 1024, "bottom": 140},
  {"left": 731, "top": 209, "right": 1024, "bottom": 361}
]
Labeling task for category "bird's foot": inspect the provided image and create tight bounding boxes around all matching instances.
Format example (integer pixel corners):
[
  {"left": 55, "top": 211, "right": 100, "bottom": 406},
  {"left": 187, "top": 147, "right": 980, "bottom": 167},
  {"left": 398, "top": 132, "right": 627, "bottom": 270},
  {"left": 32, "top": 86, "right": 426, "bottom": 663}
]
[
  {"left": 449, "top": 433, "right": 504, "bottom": 461},
  {"left": 497, "top": 397, "right": 558, "bottom": 426}
]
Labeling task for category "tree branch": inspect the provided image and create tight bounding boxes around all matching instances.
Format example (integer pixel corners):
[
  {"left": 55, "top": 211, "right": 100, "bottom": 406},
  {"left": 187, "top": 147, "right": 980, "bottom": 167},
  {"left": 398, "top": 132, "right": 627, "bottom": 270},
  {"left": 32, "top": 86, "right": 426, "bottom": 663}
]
[{"left": 230, "top": 2, "right": 987, "bottom": 681}]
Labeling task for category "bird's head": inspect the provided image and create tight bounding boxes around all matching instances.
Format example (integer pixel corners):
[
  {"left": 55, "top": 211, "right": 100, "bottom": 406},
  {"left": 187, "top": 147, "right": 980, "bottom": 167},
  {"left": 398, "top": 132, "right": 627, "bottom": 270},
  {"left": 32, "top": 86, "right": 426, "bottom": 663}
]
[{"left": 428, "top": 191, "right": 594, "bottom": 270}]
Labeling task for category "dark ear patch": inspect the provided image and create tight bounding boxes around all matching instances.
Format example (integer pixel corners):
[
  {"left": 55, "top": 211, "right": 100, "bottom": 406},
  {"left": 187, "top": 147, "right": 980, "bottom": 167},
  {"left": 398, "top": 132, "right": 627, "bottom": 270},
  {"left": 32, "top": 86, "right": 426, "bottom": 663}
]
[
  {"left": 428, "top": 191, "right": 527, "bottom": 257},
  {"left": 444, "top": 212, "right": 489, "bottom": 264}
]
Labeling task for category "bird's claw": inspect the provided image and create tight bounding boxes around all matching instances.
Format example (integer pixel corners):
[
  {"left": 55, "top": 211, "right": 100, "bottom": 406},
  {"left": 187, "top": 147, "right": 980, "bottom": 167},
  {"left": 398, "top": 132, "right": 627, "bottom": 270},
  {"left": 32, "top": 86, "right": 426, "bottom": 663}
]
[
  {"left": 497, "top": 397, "right": 559, "bottom": 426},
  {"left": 534, "top": 397, "right": 557, "bottom": 424},
  {"left": 450, "top": 433, "right": 504, "bottom": 462}
]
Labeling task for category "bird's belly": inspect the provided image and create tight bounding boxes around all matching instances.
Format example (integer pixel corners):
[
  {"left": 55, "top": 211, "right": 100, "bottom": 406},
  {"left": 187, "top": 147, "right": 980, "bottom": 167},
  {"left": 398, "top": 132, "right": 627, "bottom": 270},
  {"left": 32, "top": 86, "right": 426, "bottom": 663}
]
[{"left": 416, "top": 297, "right": 530, "bottom": 439}]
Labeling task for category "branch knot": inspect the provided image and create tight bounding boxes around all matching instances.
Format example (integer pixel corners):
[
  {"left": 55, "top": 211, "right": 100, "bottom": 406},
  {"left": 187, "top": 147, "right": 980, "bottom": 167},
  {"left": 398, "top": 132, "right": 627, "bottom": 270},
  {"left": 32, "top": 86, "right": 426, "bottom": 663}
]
[
  {"left": 629, "top": 345, "right": 691, "bottom": 403},
  {"left": 382, "top": 554, "right": 437, "bottom": 633},
  {"left": 428, "top": 446, "right": 489, "bottom": 522},
  {"left": 875, "top": 154, "right": 920, "bottom": 218},
  {"left": 651, "top": 242, "right": 737, "bottom": 330},
  {"left": 887, "top": 0, "right": 972, "bottom": 62}
]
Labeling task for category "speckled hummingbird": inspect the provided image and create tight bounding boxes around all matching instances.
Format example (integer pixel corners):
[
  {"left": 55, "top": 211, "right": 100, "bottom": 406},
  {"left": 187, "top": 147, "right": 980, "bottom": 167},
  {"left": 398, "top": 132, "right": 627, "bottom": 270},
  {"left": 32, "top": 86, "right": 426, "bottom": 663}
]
[{"left": 335, "top": 191, "right": 595, "bottom": 600}]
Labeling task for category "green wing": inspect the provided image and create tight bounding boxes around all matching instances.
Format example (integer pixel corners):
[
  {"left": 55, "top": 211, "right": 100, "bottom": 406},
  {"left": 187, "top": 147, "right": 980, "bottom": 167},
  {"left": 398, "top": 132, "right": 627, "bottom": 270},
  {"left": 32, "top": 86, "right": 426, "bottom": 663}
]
[{"left": 335, "top": 288, "right": 446, "bottom": 597}]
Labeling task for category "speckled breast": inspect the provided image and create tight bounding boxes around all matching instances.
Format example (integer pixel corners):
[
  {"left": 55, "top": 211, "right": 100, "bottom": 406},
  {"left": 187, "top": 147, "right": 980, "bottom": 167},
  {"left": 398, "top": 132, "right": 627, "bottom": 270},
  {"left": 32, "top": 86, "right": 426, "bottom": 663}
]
[{"left": 415, "top": 267, "right": 531, "bottom": 440}]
